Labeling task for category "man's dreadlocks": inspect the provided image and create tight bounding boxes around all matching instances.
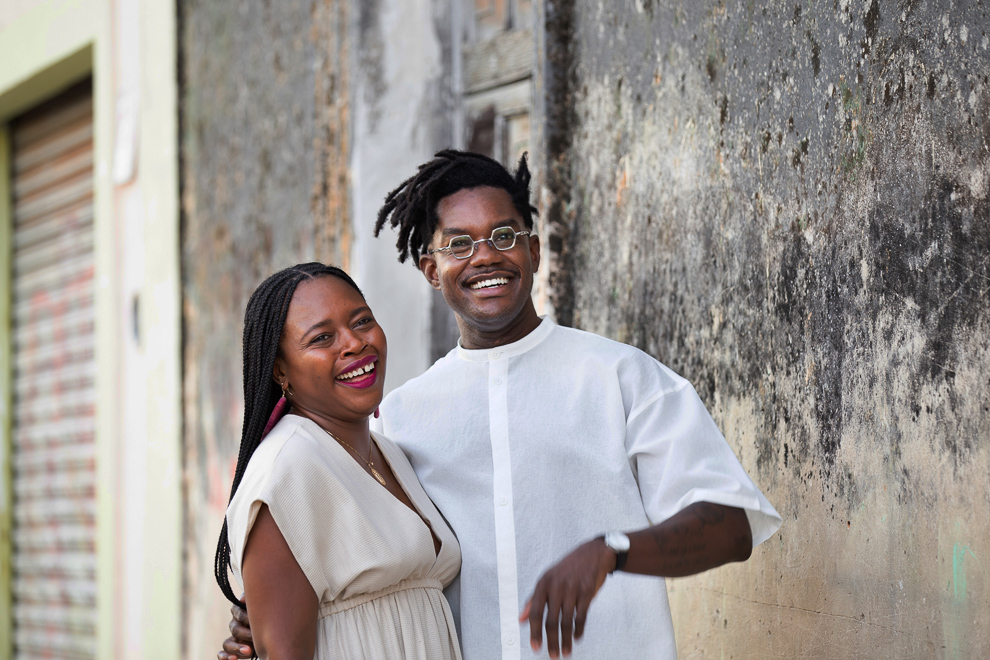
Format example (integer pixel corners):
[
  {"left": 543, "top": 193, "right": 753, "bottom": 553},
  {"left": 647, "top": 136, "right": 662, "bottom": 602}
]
[{"left": 374, "top": 149, "right": 538, "bottom": 264}]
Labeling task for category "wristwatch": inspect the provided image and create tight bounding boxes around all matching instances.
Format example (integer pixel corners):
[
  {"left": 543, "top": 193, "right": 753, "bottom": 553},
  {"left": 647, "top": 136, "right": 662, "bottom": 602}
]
[{"left": 602, "top": 531, "right": 630, "bottom": 573}]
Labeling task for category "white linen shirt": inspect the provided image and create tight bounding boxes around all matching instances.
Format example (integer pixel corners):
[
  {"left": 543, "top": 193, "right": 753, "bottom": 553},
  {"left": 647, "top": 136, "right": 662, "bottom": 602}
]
[{"left": 376, "top": 318, "right": 781, "bottom": 660}]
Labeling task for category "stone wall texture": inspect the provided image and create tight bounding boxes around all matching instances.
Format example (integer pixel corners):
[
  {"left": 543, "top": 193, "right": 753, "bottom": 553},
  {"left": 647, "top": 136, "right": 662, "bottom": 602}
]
[
  {"left": 178, "top": 0, "right": 351, "bottom": 653},
  {"left": 544, "top": 0, "right": 989, "bottom": 656}
]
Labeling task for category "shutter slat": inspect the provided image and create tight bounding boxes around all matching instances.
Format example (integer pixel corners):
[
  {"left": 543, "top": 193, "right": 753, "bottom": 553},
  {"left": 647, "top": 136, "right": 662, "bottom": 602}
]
[
  {"left": 14, "top": 202, "right": 93, "bottom": 254},
  {"left": 12, "top": 174, "right": 93, "bottom": 228},
  {"left": 13, "top": 253, "right": 93, "bottom": 299},
  {"left": 12, "top": 95, "right": 93, "bottom": 148},
  {"left": 12, "top": 120, "right": 94, "bottom": 176},
  {"left": 13, "top": 144, "right": 93, "bottom": 199},
  {"left": 15, "top": 335, "right": 94, "bottom": 375}
]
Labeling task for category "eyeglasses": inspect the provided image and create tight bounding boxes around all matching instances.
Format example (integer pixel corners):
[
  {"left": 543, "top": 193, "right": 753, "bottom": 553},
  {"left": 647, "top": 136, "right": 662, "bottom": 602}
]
[{"left": 428, "top": 227, "right": 532, "bottom": 259}]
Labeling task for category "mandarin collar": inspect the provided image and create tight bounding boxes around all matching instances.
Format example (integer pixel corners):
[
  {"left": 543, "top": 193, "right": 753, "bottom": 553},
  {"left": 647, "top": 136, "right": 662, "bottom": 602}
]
[{"left": 455, "top": 317, "right": 555, "bottom": 362}]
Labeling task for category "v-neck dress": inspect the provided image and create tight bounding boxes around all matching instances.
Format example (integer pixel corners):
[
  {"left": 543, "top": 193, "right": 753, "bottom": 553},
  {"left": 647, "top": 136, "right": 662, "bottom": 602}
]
[{"left": 226, "top": 414, "right": 462, "bottom": 660}]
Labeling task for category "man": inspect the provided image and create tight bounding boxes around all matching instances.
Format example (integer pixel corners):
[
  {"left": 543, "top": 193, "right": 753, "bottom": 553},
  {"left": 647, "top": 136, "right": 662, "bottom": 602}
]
[{"left": 220, "top": 150, "right": 780, "bottom": 659}]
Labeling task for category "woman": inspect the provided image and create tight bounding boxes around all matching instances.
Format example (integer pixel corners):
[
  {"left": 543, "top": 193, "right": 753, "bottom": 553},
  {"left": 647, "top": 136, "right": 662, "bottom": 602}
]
[{"left": 215, "top": 262, "right": 462, "bottom": 659}]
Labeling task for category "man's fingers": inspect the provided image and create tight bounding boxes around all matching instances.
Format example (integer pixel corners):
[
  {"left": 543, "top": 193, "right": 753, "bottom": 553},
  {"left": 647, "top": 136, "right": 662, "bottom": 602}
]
[
  {"left": 544, "top": 592, "right": 563, "bottom": 659},
  {"left": 559, "top": 589, "right": 578, "bottom": 656},
  {"left": 519, "top": 600, "right": 531, "bottom": 621},
  {"left": 528, "top": 585, "right": 548, "bottom": 651},
  {"left": 574, "top": 592, "right": 593, "bottom": 640},
  {"left": 559, "top": 610, "right": 574, "bottom": 656}
]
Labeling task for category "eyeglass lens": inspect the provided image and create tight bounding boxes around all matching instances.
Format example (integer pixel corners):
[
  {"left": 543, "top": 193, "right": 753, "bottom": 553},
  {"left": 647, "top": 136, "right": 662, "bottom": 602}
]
[{"left": 449, "top": 227, "right": 519, "bottom": 258}]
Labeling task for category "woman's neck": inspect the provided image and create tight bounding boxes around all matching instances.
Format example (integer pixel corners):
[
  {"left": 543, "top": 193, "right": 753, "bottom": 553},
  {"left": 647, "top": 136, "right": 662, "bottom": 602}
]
[{"left": 289, "top": 405, "right": 373, "bottom": 451}]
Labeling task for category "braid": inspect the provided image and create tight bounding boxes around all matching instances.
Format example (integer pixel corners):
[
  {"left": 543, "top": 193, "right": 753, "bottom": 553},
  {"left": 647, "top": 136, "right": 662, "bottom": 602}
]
[
  {"left": 214, "top": 262, "right": 363, "bottom": 608},
  {"left": 374, "top": 149, "right": 538, "bottom": 264}
]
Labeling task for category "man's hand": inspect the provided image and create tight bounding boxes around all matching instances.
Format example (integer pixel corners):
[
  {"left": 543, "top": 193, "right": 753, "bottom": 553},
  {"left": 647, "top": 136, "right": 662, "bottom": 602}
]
[
  {"left": 217, "top": 600, "right": 255, "bottom": 660},
  {"left": 519, "top": 537, "right": 615, "bottom": 658},
  {"left": 519, "top": 503, "right": 752, "bottom": 658}
]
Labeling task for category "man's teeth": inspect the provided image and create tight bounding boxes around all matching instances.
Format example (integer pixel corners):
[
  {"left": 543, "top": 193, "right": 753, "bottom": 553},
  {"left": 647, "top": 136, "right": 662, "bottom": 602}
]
[
  {"left": 337, "top": 363, "right": 375, "bottom": 381},
  {"left": 470, "top": 277, "right": 509, "bottom": 290}
]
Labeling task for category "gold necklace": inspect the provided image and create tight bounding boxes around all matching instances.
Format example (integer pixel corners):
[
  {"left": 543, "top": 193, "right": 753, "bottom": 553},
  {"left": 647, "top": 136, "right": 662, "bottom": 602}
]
[{"left": 324, "top": 428, "right": 386, "bottom": 486}]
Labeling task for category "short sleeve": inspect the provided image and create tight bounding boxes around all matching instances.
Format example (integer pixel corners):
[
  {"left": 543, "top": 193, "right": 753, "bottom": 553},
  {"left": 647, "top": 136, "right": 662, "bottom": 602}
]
[
  {"left": 260, "top": 447, "right": 342, "bottom": 601},
  {"left": 225, "top": 428, "right": 341, "bottom": 602},
  {"left": 626, "top": 381, "right": 782, "bottom": 546}
]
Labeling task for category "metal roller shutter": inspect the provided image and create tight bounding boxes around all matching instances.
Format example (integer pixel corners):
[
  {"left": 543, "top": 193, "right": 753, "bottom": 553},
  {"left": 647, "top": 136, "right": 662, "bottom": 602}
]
[{"left": 9, "top": 81, "right": 96, "bottom": 660}]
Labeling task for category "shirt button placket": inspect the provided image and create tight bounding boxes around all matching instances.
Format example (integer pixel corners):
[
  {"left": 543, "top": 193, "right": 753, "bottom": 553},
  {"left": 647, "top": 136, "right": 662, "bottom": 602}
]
[{"left": 489, "top": 349, "right": 520, "bottom": 660}]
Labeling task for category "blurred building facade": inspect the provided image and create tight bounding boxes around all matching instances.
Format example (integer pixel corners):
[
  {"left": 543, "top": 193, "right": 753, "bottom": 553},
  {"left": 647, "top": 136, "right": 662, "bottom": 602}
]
[
  {"left": 1, "top": 0, "right": 181, "bottom": 658},
  {"left": 1, "top": 0, "right": 988, "bottom": 658}
]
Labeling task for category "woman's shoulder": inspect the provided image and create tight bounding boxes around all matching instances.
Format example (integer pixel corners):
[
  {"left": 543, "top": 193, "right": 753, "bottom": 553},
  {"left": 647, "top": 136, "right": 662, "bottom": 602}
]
[{"left": 227, "top": 416, "right": 318, "bottom": 508}]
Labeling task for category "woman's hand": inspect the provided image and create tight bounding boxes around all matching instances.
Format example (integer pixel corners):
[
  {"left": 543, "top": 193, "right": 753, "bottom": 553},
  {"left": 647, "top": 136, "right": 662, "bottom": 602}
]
[{"left": 240, "top": 505, "right": 318, "bottom": 660}]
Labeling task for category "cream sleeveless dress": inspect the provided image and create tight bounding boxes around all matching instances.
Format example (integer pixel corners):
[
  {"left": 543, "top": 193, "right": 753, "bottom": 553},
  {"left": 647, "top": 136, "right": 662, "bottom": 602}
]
[{"left": 226, "top": 414, "right": 462, "bottom": 659}]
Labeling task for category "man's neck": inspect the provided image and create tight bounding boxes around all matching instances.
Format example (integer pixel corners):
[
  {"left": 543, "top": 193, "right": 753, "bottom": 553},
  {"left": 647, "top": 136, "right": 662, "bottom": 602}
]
[{"left": 456, "top": 305, "right": 543, "bottom": 350}]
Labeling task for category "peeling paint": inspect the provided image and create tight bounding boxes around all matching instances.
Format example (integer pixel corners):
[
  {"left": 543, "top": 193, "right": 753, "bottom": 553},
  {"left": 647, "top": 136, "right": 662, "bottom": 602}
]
[{"left": 952, "top": 544, "right": 976, "bottom": 601}]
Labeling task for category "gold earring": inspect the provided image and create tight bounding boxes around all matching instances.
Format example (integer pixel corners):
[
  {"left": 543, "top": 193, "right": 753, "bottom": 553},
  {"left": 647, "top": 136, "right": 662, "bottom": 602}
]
[{"left": 282, "top": 383, "right": 290, "bottom": 398}]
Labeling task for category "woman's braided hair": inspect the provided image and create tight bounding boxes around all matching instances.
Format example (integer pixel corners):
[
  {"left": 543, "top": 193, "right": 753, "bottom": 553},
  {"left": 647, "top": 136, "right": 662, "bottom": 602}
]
[
  {"left": 374, "top": 149, "right": 538, "bottom": 264},
  {"left": 214, "top": 262, "right": 363, "bottom": 608}
]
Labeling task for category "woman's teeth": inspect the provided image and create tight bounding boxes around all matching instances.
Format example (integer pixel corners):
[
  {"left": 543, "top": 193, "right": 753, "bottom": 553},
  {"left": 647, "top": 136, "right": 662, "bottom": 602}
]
[
  {"left": 470, "top": 277, "right": 509, "bottom": 290},
  {"left": 337, "top": 362, "right": 375, "bottom": 381}
]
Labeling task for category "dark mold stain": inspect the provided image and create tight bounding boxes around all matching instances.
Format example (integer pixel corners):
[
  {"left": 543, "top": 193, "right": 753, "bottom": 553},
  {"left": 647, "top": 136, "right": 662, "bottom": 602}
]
[
  {"left": 863, "top": 0, "right": 881, "bottom": 49},
  {"left": 544, "top": 0, "right": 579, "bottom": 327},
  {"left": 867, "top": 180, "right": 990, "bottom": 458}
]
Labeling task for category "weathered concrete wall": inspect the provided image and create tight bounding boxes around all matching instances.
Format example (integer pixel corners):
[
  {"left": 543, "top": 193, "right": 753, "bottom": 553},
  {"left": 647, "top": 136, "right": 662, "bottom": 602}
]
[
  {"left": 544, "top": 0, "right": 989, "bottom": 656},
  {"left": 178, "top": 0, "right": 451, "bottom": 655},
  {"left": 349, "top": 0, "right": 454, "bottom": 385},
  {"left": 178, "top": 0, "right": 352, "bottom": 653}
]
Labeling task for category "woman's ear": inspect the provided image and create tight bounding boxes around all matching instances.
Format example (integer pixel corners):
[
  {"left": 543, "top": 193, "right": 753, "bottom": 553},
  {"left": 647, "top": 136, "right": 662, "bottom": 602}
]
[{"left": 272, "top": 357, "right": 287, "bottom": 389}]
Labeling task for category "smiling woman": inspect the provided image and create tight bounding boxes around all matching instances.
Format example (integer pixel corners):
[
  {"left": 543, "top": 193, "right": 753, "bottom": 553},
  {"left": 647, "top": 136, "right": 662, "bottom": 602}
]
[{"left": 214, "top": 262, "right": 462, "bottom": 660}]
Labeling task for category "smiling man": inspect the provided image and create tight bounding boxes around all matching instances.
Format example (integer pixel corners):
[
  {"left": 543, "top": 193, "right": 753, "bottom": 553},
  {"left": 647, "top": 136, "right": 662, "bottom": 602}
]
[{"left": 220, "top": 151, "right": 781, "bottom": 659}]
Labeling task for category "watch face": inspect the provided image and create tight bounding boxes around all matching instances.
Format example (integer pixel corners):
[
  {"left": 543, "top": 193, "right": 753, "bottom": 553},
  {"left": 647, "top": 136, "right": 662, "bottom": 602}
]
[{"left": 605, "top": 531, "right": 631, "bottom": 552}]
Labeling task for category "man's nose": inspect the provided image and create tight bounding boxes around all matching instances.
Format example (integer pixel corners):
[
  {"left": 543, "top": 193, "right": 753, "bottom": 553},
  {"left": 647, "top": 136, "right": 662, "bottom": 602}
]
[{"left": 468, "top": 238, "right": 503, "bottom": 264}]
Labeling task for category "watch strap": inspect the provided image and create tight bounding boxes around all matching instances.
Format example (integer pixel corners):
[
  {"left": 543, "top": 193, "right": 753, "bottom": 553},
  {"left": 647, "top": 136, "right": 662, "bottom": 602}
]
[{"left": 602, "top": 532, "right": 630, "bottom": 573}]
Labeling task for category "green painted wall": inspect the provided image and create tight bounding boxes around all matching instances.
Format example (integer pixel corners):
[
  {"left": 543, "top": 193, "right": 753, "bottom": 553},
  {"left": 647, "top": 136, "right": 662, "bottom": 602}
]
[{"left": 0, "top": 125, "right": 13, "bottom": 660}]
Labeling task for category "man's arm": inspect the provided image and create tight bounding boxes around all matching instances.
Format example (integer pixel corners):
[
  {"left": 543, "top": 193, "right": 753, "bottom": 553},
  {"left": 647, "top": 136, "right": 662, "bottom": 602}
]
[{"left": 521, "top": 502, "right": 752, "bottom": 658}]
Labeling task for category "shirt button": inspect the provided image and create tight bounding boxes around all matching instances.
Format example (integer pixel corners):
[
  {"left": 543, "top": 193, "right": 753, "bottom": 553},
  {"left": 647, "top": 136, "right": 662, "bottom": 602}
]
[
  {"left": 494, "top": 377, "right": 502, "bottom": 385},
  {"left": 493, "top": 351, "right": 502, "bottom": 359},
  {"left": 506, "top": 637, "right": 515, "bottom": 646},
  {"left": 499, "top": 497, "right": 508, "bottom": 506}
]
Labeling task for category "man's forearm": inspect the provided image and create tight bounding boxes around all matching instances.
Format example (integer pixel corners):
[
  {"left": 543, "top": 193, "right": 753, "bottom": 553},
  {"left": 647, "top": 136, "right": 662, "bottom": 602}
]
[{"left": 621, "top": 502, "right": 753, "bottom": 577}]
